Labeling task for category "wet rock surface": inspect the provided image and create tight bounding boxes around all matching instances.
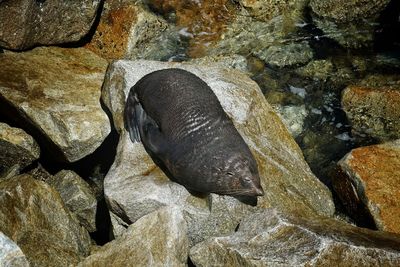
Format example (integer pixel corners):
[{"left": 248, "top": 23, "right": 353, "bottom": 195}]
[
  {"left": 0, "top": 174, "right": 91, "bottom": 267},
  {"left": 337, "top": 140, "right": 400, "bottom": 234},
  {"left": 79, "top": 206, "right": 188, "bottom": 267},
  {"left": 0, "top": 231, "right": 29, "bottom": 267},
  {"left": 0, "top": 122, "right": 40, "bottom": 178},
  {"left": 190, "top": 209, "right": 400, "bottom": 266},
  {"left": 0, "top": 0, "right": 101, "bottom": 50},
  {"left": 0, "top": 47, "right": 110, "bottom": 162},
  {"left": 101, "top": 60, "right": 334, "bottom": 246},
  {"left": 47, "top": 170, "right": 98, "bottom": 233},
  {"left": 342, "top": 85, "right": 400, "bottom": 142}
]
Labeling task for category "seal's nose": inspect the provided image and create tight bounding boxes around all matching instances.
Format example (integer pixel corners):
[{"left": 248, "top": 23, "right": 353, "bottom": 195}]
[{"left": 254, "top": 187, "right": 264, "bottom": 196}]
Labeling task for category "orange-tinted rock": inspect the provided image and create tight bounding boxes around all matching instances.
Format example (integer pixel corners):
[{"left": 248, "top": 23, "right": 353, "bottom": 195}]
[
  {"left": 86, "top": 2, "right": 172, "bottom": 61},
  {"left": 338, "top": 140, "right": 400, "bottom": 234},
  {"left": 342, "top": 85, "right": 400, "bottom": 142},
  {"left": 147, "top": 0, "right": 235, "bottom": 57}
]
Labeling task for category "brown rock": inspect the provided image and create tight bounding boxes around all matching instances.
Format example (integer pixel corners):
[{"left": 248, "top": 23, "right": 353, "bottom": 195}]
[
  {"left": 0, "top": 47, "right": 110, "bottom": 162},
  {"left": 86, "top": 1, "right": 176, "bottom": 61},
  {"left": 338, "top": 140, "right": 400, "bottom": 234},
  {"left": 0, "top": 174, "right": 91, "bottom": 267},
  {"left": 0, "top": 0, "right": 101, "bottom": 50},
  {"left": 342, "top": 85, "right": 400, "bottom": 142},
  {"left": 190, "top": 209, "right": 400, "bottom": 266}
]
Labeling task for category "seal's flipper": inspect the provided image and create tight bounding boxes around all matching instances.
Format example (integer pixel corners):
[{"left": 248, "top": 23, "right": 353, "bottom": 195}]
[
  {"left": 124, "top": 90, "right": 142, "bottom": 143},
  {"left": 139, "top": 109, "right": 168, "bottom": 155}
]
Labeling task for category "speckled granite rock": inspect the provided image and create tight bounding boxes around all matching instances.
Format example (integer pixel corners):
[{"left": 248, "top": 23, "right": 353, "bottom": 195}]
[{"left": 0, "top": 231, "right": 29, "bottom": 267}]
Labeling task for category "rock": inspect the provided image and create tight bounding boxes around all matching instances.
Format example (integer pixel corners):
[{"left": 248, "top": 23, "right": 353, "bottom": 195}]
[
  {"left": 273, "top": 105, "right": 308, "bottom": 138},
  {"left": 101, "top": 60, "right": 334, "bottom": 245},
  {"left": 296, "top": 59, "right": 334, "bottom": 82},
  {"left": 0, "top": 174, "right": 91, "bottom": 267},
  {"left": 255, "top": 41, "right": 314, "bottom": 68},
  {"left": 189, "top": 55, "right": 249, "bottom": 73},
  {"left": 310, "top": 0, "right": 391, "bottom": 48},
  {"left": 341, "top": 85, "right": 400, "bottom": 142},
  {"left": 26, "top": 163, "right": 53, "bottom": 182},
  {"left": 0, "top": 231, "right": 29, "bottom": 267},
  {"left": 78, "top": 206, "right": 188, "bottom": 267},
  {"left": 0, "top": 122, "right": 40, "bottom": 178},
  {"left": 0, "top": 47, "right": 110, "bottom": 162},
  {"left": 238, "top": 0, "right": 307, "bottom": 22},
  {"left": 337, "top": 140, "right": 400, "bottom": 234},
  {"left": 47, "top": 170, "right": 97, "bottom": 233},
  {"left": 190, "top": 209, "right": 400, "bottom": 266},
  {"left": 86, "top": 1, "right": 180, "bottom": 61},
  {"left": 0, "top": 0, "right": 101, "bottom": 50}
]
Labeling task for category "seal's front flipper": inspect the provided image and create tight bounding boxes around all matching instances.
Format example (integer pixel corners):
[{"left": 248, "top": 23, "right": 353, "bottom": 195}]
[
  {"left": 124, "top": 90, "right": 141, "bottom": 143},
  {"left": 140, "top": 109, "right": 168, "bottom": 155}
]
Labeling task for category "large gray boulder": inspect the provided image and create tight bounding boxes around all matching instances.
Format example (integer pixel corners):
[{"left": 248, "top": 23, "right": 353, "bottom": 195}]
[
  {"left": 0, "top": 47, "right": 110, "bottom": 162},
  {"left": 0, "top": 0, "right": 101, "bottom": 50},
  {"left": 101, "top": 60, "right": 334, "bottom": 245}
]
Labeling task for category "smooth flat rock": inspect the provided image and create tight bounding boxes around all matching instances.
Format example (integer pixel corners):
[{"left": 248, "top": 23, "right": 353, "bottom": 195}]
[
  {"left": 0, "top": 47, "right": 110, "bottom": 162},
  {"left": 78, "top": 206, "right": 188, "bottom": 267},
  {"left": 190, "top": 209, "right": 400, "bottom": 266},
  {"left": 0, "top": 0, "right": 101, "bottom": 50},
  {"left": 0, "top": 174, "right": 91, "bottom": 267},
  {"left": 101, "top": 60, "right": 334, "bottom": 245},
  {"left": 338, "top": 140, "right": 400, "bottom": 234},
  {"left": 0, "top": 122, "right": 40, "bottom": 177}
]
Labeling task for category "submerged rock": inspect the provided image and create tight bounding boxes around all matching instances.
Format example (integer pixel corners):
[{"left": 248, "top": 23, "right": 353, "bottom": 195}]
[
  {"left": 0, "top": 231, "right": 29, "bottom": 267},
  {"left": 337, "top": 140, "right": 400, "bottom": 234},
  {"left": 86, "top": 1, "right": 180, "bottom": 61},
  {"left": 78, "top": 206, "right": 188, "bottom": 267},
  {"left": 190, "top": 209, "right": 400, "bottom": 266},
  {"left": 101, "top": 60, "right": 334, "bottom": 245},
  {"left": 47, "top": 170, "right": 98, "bottom": 233},
  {"left": 0, "top": 47, "right": 110, "bottom": 162},
  {"left": 0, "top": 0, "right": 101, "bottom": 50},
  {"left": 0, "top": 122, "right": 40, "bottom": 178},
  {"left": 342, "top": 85, "right": 400, "bottom": 142},
  {"left": 0, "top": 174, "right": 91, "bottom": 267},
  {"left": 310, "top": 0, "right": 391, "bottom": 48}
]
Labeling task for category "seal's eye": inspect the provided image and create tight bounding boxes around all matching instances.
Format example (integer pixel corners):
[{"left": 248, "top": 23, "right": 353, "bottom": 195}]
[{"left": 226, "top": 172, "right": 234, "bottom": 176}]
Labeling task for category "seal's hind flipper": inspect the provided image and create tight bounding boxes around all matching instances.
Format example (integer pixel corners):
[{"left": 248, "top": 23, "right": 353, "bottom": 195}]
[{"left": 124, "top": 89, "right": 141, "bottom": 143}]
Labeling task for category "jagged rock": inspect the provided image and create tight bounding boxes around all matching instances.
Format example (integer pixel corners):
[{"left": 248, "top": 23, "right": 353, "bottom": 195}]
[
  {"left": 101, "top": 60, "right": 334, "bottom": 245},
  {"left": 78, "top": 206, "right": 188, "bottom": 267},
  {"left": 341, "top": 85, "right": 400, "bottom": 142},
  {"left": 238, "top": 0, "right": 307, "bottom": 22},
  {"left": 0, "top": 0, "right": 101, "bottom": 50},
  {"left": 189, "top": 55, "right": 249, "bottom": 73},
  {"left": 337, "top": 140, "right": 400, "bottom": 234},
  {"left": 310, "top": 0, "right": 391, "bottom": 48},
  {"left": 0, "top": 231, "right": 29, "bottom": 267},
  {"left": 47, "top": 170, "right": 97, "bottom": 233},
  {"left": 190, "top": 209, "right": 400, "bottom": 266},
  {"left": 0, "top": 122, "right": 40, "bottom": 178},
  {"left": 254, "top": 41, "right": 313, "bottom": 68},
  {"left": 296, "top": 59, "right": 334, "bottom": 81},
  {"left": 273, "top": 105, "right": 308, "bottom": 138},
  {"left": 27, "top": 163, "right": 53, "bottom": 182},
  {"left": 86, "top": 1, "right": 180, "bottom": 61},
  {"left": 0, "top": 174, "right": 91, "bottom": 267},
  {"left": 0, "top": 47, "right": 110, "bottom": 162}
]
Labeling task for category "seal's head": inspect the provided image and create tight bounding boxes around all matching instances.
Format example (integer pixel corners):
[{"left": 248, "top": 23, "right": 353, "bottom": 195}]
[{"left": 210, "top": 153, "right": 264, "bottom": 197}]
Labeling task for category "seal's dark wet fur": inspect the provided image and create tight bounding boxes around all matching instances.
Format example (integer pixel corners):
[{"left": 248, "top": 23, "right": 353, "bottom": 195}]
[{"left": 124, "top": 68, "right": 264, "bottom": 197}]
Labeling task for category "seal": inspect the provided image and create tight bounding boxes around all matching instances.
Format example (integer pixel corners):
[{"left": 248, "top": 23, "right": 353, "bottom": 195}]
[{"left": 124, "top": 68, "right": 264, "bottom": 197}]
